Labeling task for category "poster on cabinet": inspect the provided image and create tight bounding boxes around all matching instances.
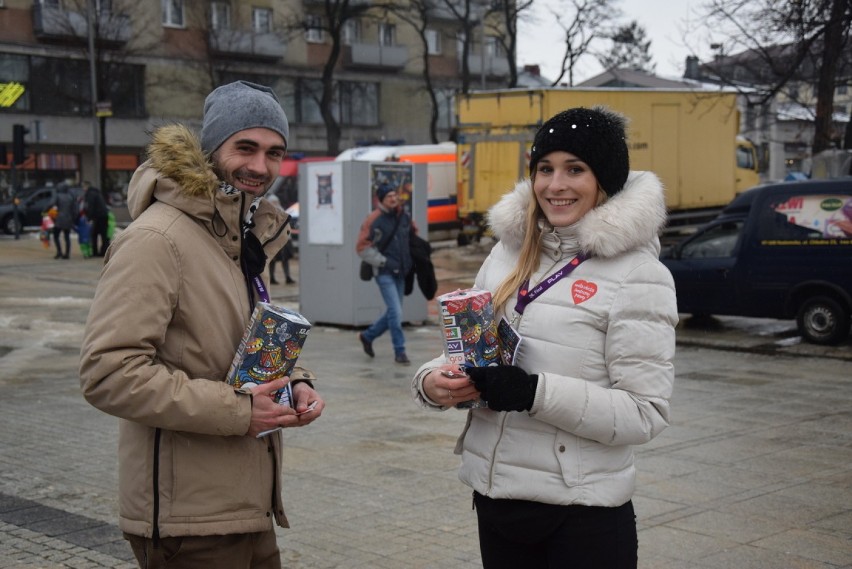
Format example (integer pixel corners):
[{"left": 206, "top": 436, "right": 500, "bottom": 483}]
[{"left": 306, "top": 161, "right": 343, "bottom": 245}]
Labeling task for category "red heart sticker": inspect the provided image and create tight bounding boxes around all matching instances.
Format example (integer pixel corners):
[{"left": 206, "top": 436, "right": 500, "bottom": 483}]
[{"left": 572, "top": 280, "right": 597, "bottom": 304}]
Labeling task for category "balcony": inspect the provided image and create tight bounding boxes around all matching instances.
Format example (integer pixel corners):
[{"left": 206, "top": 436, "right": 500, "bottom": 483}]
[
  {"left": 32, "top": 5, "right": 131, "bottom": 46},
  {"left": 346, "top": 43, "right": 408, "bottom": 70},
  {"left": 465, "top": 54, "right": 510, "bottom": 77},
  {"left": 208, "top": 29, "right": 285, "bottom": 60},
  {"left": 424, "top": 1, "right": 459, "bottom": 21}
]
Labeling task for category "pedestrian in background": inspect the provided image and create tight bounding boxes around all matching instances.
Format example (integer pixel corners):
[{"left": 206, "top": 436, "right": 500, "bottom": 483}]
[
  {"left": 83, "top": 181, "right": 110, "bottom": 256},
  {"left": 50, "top": 183, "right": 77, "bottom": 259},
  {"left": 79, "top": 81, "right": 325, "bottom": 569},
  {"left": 266, "top": 191, "right": 296, "bottom": 285},
  {"left": 411, "top": 106, "right": 678, "bottom": 568},
  {"left": 356, "top": 183, "right": 416, "bottom": 365}
]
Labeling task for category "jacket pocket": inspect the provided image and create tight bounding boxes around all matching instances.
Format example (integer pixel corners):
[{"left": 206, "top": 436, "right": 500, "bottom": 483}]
[{"left": 164, "top": 432, "right": 272, "bottom": 520}]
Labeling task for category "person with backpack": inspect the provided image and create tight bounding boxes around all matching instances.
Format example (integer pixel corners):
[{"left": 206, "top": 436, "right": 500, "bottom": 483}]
[{"left": 355, "top": 183, "right": 416, "bottom": 365}]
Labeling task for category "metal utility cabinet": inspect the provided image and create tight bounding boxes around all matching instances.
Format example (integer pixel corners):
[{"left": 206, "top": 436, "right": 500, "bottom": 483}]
[{"left": 297, "top": 160, "right": 428, "bottom": 327}]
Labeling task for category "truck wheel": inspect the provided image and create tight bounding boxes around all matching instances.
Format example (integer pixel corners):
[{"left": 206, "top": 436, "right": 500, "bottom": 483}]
[
  {"left": 796, "top": 296, "right": 850, "bottom": 345},
  {"left": 457, "top": 233, "right": 469, "bottom": 246}
]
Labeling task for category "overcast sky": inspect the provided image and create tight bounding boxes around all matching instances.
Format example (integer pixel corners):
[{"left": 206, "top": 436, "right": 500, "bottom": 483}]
[{"left": 516, "top": 0, "right": 713, "bottom": 83}]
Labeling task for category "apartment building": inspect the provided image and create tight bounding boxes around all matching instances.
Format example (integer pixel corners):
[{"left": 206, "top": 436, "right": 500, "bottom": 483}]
[{"left": 0, "top": 0, "right": 511, "bottom": 195}]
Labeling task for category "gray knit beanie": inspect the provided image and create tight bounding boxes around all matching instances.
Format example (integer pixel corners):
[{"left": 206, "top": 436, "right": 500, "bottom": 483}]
[
  {"left": 529, "top": 106, "right": 629, "bottom": 197},
  {"left": 201, "top": 81, "right": 290, "bottom": 154}
]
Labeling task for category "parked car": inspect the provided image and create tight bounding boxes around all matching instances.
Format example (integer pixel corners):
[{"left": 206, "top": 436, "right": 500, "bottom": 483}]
[
  {"left": 661, "top": 178, "right": 852, "bottom": 345},
  {"left": 0, "top": 185, "right": 83, "bottom": 235}
]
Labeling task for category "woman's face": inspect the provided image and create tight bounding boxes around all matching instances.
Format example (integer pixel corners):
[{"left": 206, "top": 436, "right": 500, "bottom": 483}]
[{"left": 532, "top": 151, "right": 600, "bottom": 227}]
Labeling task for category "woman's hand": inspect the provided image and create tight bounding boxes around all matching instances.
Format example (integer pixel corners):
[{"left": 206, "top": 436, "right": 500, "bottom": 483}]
[{"left": 422, "top": 365, "right": 481, "bottom": 407}]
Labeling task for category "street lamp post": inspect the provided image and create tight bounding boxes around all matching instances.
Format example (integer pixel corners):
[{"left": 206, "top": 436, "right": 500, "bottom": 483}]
[
  {"left": 87, "top": 0, "right": 102, "bottom": 190},
  {"left": 479, "top": 0, "right": 487, "bottom": 89}
]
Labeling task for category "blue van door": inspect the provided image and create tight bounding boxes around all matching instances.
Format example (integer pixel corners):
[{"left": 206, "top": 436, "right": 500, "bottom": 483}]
[{"left": 663, "top": 219, "right": 746, "bottom": 315}]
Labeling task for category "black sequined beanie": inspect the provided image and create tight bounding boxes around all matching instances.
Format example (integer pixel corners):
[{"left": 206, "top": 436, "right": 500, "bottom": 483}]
[{"left": 529, "top": 106, "right": 630, "bottom": 197}]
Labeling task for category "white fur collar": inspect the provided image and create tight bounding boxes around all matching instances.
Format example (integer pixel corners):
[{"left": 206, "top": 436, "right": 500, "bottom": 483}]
[{"left": 486, "top": 171, "right": 667, "bottom": 258}]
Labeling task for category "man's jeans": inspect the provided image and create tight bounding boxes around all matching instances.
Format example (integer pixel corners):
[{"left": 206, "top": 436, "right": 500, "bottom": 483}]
[{"left": 363, "top": 272, "right": 406, "bottom": 355}]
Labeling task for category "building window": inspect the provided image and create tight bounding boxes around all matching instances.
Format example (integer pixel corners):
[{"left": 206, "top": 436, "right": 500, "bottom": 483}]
[
  {"left": 253, "top": 7, "right": 272, "bottom": 34},
  {"left": 298, "top": 79, "right": 323, "bottom": 124},
  {"left": 38, "top": 0, "right": 60, "bottom": 7},
  {"left": 96, "top": 0, "right": 113, "bottom": 13},
  {"left": 342, "top": 19, "right": 361, "bottom": 45},
  {"left": 484, "top": 36, "right": 502, "bottom": 57},
  {"left": 297, "top": 79, "right": 378, "bottom": 126},
  {"left": 25, "top": 56, "right": 145, "bottom": 118},
  {"left": 425, "top": 29, "right": 441, "bottom": 55},
  {"left": 0, "top": 53, "right": 31, "bottom": 112},
  {"left": 340, "top": 82, "right": 378, "bottom": 126},
  {"left": 29, "top": 57, "right": 90, "bottom": 115},
  {"left": 436, "top": 88, "right": 455, "bottom": 129},
  {"left": 161, "top": 0, "right": 184, "bottom": 28},
  {"left": 211, "top": 2, "right": 231, "bottom": 31},
  {"left": 378, "top": 23, "right": 396, "bottom": 47},
  {"left": 305, "top": 15, "right": 324, "bottom": 43}
]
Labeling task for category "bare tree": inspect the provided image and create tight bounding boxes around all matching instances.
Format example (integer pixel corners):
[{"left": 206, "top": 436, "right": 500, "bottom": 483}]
[
  {"left": 433, "top": 0, "right": 481, "bottom": 94},
  {"left": 699, "top": 0, "right": 852, "bottom": 154},
  {"left": 382, "top": 0, "right": 444, "bottom": 142},
  {"left": 598, "top": 20, "right": 656, "bottom": 73},
  {"left": 548, "top": 0, "right": 621, "bottom": 86},
  {"left": 486, "top": 0, "right": 534, "bottom": 87},
  {"left": 33, "top": 0, "right": 159, "bottom": 190},
  {"left": 241, "top": 0, "right": 376, "bottom": 155}
]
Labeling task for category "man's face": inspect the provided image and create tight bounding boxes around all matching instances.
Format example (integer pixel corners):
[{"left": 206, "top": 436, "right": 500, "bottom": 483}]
[
  {"left": 381, "top": 190, "right": 400, "bottom": 209},
  {"left": 212, "top": 127, "right": 287, "bottom": 196}
]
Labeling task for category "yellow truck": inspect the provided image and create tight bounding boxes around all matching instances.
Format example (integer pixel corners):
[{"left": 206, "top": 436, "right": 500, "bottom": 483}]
[{"left": 455, "top": 88, "right": 760, "bottom": 244}]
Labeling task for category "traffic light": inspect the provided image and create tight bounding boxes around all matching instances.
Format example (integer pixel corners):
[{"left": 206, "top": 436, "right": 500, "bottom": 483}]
[{"left": 12, "top": 123, "right": 28, "bottom": 165}]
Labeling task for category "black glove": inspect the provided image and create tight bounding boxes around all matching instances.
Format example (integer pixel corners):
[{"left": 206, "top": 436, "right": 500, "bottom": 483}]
[{"left": 465, "top": 365, "right": 538, "bottom": 412}]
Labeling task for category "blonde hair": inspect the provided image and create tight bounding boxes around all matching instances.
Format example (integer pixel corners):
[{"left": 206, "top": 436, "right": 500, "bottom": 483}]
[{"left": 491, "top": 177, "right": 608, "bottom": 312}]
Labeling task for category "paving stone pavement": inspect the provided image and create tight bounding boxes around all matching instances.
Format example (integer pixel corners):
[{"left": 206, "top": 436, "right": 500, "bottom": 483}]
[{"left": 0, "top": 233, "right": 850, "bottom": 568}]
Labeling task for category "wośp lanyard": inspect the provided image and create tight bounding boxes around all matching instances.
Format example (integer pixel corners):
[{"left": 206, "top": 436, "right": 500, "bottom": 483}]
[
  {"left": 514, "top": 253, "right": 587, "bottom": 315},
  {"left": 252, "top": 275, "right": 270, "bottom": 304}
]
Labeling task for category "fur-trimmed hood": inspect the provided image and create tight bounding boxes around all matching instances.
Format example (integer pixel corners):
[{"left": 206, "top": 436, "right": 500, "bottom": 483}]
[
  {"left": 486, "top": 171, "right": 668, "bottom": 258},
  {"left": 128, "top": 124, "right": 220, "bottom": 220}
]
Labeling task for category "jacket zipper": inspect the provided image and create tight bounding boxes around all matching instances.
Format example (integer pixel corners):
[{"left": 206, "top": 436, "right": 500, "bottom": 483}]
[
  {"left": 268, "top": 435, "right": 279, "bottom": 521},
  {"left": 485, "top": 413, "right": 509, "bottom": 496},
  {"left": 152, "top": 427, "right": 161, "bottom": 548}
]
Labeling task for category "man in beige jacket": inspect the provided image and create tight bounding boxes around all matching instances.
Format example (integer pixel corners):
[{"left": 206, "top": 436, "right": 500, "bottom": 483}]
[{"left": 80, "top": 81, "right": 325, "bottom": 569}]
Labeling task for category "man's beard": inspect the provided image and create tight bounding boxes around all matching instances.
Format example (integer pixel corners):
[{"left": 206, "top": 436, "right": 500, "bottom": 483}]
[{"left": 212, "top": 160, "right": 271, "bottom": 195}]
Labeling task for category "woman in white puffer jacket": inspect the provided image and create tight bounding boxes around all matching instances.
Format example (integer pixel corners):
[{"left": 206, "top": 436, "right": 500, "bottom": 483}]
[{"left": 411, "top": 106, "right": 678, "bottom": 568}]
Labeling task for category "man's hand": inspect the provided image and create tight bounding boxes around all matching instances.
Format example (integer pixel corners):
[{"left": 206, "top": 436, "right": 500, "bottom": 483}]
[
  {"left": 246, "top": 379, "right": 293, "bottom": 437},
  {"left": 289, "top": 381, "right": 324, "bottom": 426},
  {"left": 246, "top": 379, "right": 324, "bottom": 437}
]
